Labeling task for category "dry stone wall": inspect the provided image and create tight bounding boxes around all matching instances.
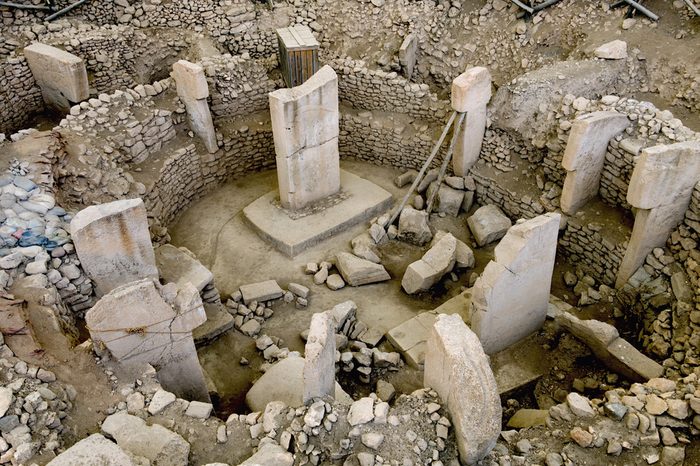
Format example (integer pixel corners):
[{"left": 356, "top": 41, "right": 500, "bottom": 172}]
[{"left": 0, "top": 56, "right": 43, "bottom": 135}]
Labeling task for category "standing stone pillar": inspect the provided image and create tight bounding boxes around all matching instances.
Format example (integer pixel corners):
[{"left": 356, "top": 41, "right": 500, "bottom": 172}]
[
  {"left": 269, "top": 65, "right": 340, "bottom": 210},
  {"left": 616, "top": 141, "right": 700, "bottom": 288},
  {"left": 23, "top": 43, "right": 89, "bottom": 112},
  {"left": 172, "top": 60, "right": 218, "bottom": 154},
  {"left": 451, "top": 67, "right": 492, "bottom": 176},
  {"left": 86, "top": 279, "right": 210, "bottom": 402},
  {"left": 424, "top": 314, "right": 501, "bottom": 465},
  {"left": 470, "top": 213, "right": 560, "bottom": 354},
  {"left": 399, "top": 33, "right": 418, "bottom": 80},
  {"left": 70, "top": 198, "right": 158, "bottom": 297},
  {"left": 560, "top": 111, "right": 629, "bottom": 215},
  {"left": 303, "top": 311, "right": 336, "bottom": 404}
]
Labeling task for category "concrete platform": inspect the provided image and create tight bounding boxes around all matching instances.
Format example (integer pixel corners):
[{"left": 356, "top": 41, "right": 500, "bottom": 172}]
[{"left": 243, "top": 170, "right": 393, "bottom": 256}]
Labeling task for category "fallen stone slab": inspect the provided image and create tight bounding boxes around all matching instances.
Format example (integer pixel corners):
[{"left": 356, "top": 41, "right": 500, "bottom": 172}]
[
  {"left": 386, "top": 311, "right": 438, "bottom": 368},
  {"left": 240, "top": 280, "right": 284, "bottom": 304},
  {"left": 398, "top": 207, "right": 432, "bottom": 245},
  {"left": 303, "top": 311, "right": 336, "bottom": 403},
  {"left": 193, "top": 303, "right": 234, "bottom": 346},
  {"left": 427, "top": 184, "right": 464, "bottom": 217},
  {"left": 101, "top": 412, "right": 190, "bottom": 466},
  {"left": 551, "top": 299, "right": 663, "bottom": 381},
  {"left": 335, "top": 252, "right": 390, "bottom": 286},
  {"left": 424, "top": 314, "right": 501, "bottom": 464},
  {"left": 245, "top": 356, "right": 351, "bottom": 412},
  {"left": 467, "top": 205, "right": 512, "bottom": 247},
  {"left": 239, "top": 442, "right": 293, "bottom": 466},
  {"left": 46, "top": 434, "right": 137, "bottom": 466},
  {"left": 402, "top": 233, "right": 457, "bottom": 294},
  {"left": 431, "top": 230, "right": 474, "bottom": 269},
  {"left": 155, "top": 244, "right": 213, "bottom": 292},
  {"left": 594, "top": 40, "right": 628, "bottom": 60}
]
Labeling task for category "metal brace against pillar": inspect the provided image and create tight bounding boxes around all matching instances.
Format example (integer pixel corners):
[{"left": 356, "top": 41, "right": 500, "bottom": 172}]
[
  {"left": 610, "top": 0, "right": 660, "bottom": 21},
  {"left": 510, "top": 0, "right": 563, "bottom": 14}
]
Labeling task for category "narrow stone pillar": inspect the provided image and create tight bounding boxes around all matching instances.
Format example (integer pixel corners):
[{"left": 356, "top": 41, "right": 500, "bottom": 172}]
[
  {"left": 616, "top": 141, "right": 700, "bottom": 288},
  {"left": 23, "top": 43, "right": 89, "bottom": 112},
  {"left": 470, "top": 213, "right": 560, "bottom": 354},
  {"left": 424, "top": 314, "right": 501, "bottom": 465},
  {"left": 303, "top": 311, "right": 336, "bottom": 404},
  {"left": 451, "top": 67, "right": 492, "bottom": 176},
  {"left": 70, "top": 198, "right": 158, "bottom": 296},
  {"left": 172, "top": 60, "right": 218, "bottom": 153},
  {"left": 269, "top": 65, "right": 340, "bottom": 210},
  {"left": 86, "top": 279, "right": 210, "bottom": 402},
  {"left": 399, "top": 33, "right": 418, "bottom": 80},
  {"left": 560, "top": 111, "right": 629, "bottom": 215}
]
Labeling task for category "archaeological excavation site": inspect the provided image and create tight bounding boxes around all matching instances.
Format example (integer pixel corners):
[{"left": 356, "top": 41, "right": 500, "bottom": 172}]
[{"left": 1, "top": 0, "right": 700, "bottom": 465}]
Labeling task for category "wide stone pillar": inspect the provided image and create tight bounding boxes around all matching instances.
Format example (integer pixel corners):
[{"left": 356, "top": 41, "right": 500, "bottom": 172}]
[
  {"left": 70, "top": 198, "right": 158, "bottom": 296},
  {"left": 424, "top": 314, "right": 501, "bottom": 465},
  {"left": 616, "top": 141, "right": 700, "bottom": 288},
  {"left": 269, "top": 65, "right": 340, "bottom": 210},
  {"left": 24, "top": 43, "right": 89, "bottom": 112},
  {"left": 172, "top": 60, "right": 218, "bottom": 153},
  {"left": 451, "top": 67, "right": 492, "bottom": 176},
  {"left": 560, "top": 111, "right": 630, "bottom": 214},
  {"left": 303, "top": 311, "right": 336, "bottom": 404},
  {"left": 470, "top": 213, "right": 560, "bottom": 354},
  {"left": 86, "top": 279, "right": 210, "bottom": 402}
]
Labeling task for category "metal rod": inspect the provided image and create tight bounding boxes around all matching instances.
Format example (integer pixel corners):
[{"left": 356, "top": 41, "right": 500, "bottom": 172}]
[
  {"left": 0, "top": 1, "right": 50, "bottom": 9},
  {"left": 533, "top": 0, "right": 563, "bottom": 11},
  {"left": 386, "top": 111, "right": 457, "bottom": 229},
  {"left": 426, "top": 112, "right": 467, "bottom": 215},
  {"left": 46, "top": 0, "right": 89, "bottom": 21},
  {"left": 683, "top": 0, "right": 700, "bottom": 16},
  {"left": 511, "top": 0, "right": 534, "bottom": 14},
  {"left": 622, "top": 0, "right": 659, "bottom": 20}
]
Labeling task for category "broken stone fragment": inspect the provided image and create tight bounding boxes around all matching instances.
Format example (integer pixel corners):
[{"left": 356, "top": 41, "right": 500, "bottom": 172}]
[
  {"left": 594, "top": 40, "right": 628, "bottom": 60},
  {"left": 402, "top": 233, "right": 457, "bottom": 294},
  {"left": 397, "top": 207, "right": 432, "bottom": 245},
  {"left": 335, "top": 252, "right": 390, "bottom": 286},
  {"left": 239, "top": 280, "right": 284, "bottom": 304},
  {"left": 467, "top": 204, "right": 512, "bottom": 247}
]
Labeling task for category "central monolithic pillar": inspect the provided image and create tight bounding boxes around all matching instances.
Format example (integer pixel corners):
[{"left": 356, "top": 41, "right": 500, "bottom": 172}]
[{"left": 269, "top": 65, "right": 340, "bottom": 211}]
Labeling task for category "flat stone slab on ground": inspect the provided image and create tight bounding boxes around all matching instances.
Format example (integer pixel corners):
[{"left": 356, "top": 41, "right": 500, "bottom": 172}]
[
  {"left": 193, "top": 303, "right": 234, "bottom": 346},
  {"left": 243, "top": 170, "right": 392, "bottom": 256},
  {"left": 155, "top": 244, "right": 213, "bottom": 292},
  {"left": 386, "top": 311, "right": 438, "bottom": 368},
  {"left": 336, "top": 252, "right": 391, "bottom": 286},
  {"left": 239, "top": 280, "right": 284, "bottom": 304}
]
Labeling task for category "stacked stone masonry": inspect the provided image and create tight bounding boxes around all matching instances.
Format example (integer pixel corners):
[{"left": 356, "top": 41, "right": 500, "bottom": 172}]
[{"left": 0, "top": 56, "right": 43, "bottom": 134}]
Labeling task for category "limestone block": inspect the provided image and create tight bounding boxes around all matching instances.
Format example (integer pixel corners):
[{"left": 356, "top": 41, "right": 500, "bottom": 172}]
[
  {"left": 386, "top": 311, "right": 438, "bottom": 368},
  {"left": 172, "top": 60, "right": 217, "bottom": 154},
  {"left": 70, "top": 198, "right": 158, "bottom": 296},
  {"left": 335, "top": 252, "right": 390, "bottom": 286},
  {"left": 402, "top": 233, "right": 457, "bottom": 294},
  {"left": 424, "top": 314, "right": 501, "bottom": 464},
  {"left": 245, "top": 356, "right": 351, "bottom": 412},
  {"left": 239, "top": 442, "right": 294, "bottom": 466},
  {"left": 101, "top": 412, "right": 190, "bottom": 466},
  {"left": 85, "top": 279, "right": 209, "bottom": 402},
  {"left": 594, "top": 40, "right": 628, "bottom": 60},
  {"left": 303, "top": 311, "right": 336, "bottom": 403},
  {"left": 24, "top": 43, "right": 88, "bottom": 111},
  {"left": 467, "top": 205, "right": 512, "bottom": 247},
  {"left": 398, "top": 207, "right": 432, "bottom": 245},
  {"left": 240, "top": 280, "right": 284, "bottom": 304},
  {"left": 626, "top": 142, "right": 700, "bottom": 210},
  {"left": 155, "top": 244, "right": 213, "bottom": 292},
  {"left": 451, "top": 67, "right": 492, "bottom": 175},
  {"left": 560, "top": 111, "right": 630, "bottom": 214},
  {"left": 399, "top": 33, "right": 418, "bottom": 80},
  {"left": 46, "top": 434, "right": 137, "bottom": 466},
  {"left": 270, "top": 65, "right": 340, "bottom": 210},
  {"left": 431, "top": 230, "right": 474, "bottom": 269},
  {"left": 470, "top": 213, "right": 560, "bottom": 354}
]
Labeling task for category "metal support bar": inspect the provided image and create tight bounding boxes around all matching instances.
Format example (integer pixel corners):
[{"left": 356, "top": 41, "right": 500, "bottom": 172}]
[
  {"left": 613, "top": 0, "right": 659, "bottom": 21},
  {"left": 683, "top": 0, "right": 700, "bottom": 16},
  {"left": 511, "top": 0, "right": 562, "bottom": 14},
  {"left": 0, "top": 1, "right": 50, "bottom": 9},
  {"left": 46, "top": 0, "right": 89, "bottom": 21},
  {"left": 426, "top": 112, "right": 467, "bottom": 215},
  {"left": 386, "top": 111, "right": 457, "bottom": 229},
  {"left": 533, "top": 0, "right": 563, "bottom": 11},
  {"left": 511, "top": 0, "right": 534, "bottom": 14}
]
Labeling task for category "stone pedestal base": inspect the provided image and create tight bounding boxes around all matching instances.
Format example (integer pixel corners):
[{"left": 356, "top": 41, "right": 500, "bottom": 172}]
[{"left": 243, "top": 170, "right": 392, "bottom": 256}]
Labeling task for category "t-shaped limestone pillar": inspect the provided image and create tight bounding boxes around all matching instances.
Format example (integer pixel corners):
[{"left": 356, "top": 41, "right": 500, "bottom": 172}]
[
  {"left": 172, "top": 60, "right": 218, "bottom": 153},
  {"left": 560, "top": 111, "right": 630, "bottom": 215},
  {"left": 23, "top": 43, "right": 89, "bottom": 112},
  {"left": 269, "top": 65, "right": 340, "bottom": 210},
  {"left": 616, "top": 141, "right": 700, "bottom": 288},
  {"left": 451, "top": 67, "right": 492, "bottom": 176}
]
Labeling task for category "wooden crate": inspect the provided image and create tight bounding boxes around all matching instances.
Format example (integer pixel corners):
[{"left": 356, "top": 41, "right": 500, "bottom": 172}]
[{"left": 276, "top": 25, "right": 319, "bottom": 88}]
